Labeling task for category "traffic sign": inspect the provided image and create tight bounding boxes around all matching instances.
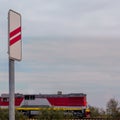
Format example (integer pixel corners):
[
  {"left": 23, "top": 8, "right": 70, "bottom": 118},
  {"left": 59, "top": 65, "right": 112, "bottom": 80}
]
[{"left": 8, "top": 10, "right": 22, "bottom": 61}]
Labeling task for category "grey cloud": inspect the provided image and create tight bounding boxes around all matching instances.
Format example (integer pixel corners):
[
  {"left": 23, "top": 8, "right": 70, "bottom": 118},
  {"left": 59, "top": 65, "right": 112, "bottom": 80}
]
[{"left": 22, "top": 0, "right": 120, "bottom": 37}]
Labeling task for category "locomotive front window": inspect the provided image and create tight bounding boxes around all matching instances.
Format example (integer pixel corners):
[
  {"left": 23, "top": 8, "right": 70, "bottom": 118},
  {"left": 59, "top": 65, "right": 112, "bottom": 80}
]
[
  {"left": 30, "top": 95, "right": 35, "bottom": 100},
  {"left": 25, "top": 95, "right": 29, "bottom": 100},
  {"left": 25, "top": 95, "right": 35, "bottom": 100}
]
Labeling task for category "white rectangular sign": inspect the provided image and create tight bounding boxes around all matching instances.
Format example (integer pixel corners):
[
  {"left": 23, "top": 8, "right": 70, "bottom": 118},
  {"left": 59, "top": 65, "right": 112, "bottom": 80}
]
[{"left": 8, "top": 10, "right": 22, "bottom": 61}]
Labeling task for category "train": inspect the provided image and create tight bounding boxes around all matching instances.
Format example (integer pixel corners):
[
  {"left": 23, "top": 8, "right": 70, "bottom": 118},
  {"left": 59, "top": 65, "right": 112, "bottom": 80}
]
[{"left": 0, "top": 92, "right": 90, "bottom": 118}]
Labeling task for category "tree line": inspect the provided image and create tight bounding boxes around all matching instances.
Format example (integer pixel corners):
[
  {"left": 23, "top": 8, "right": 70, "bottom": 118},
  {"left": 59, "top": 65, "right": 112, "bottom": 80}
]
[{"left": 89, "top": 98, "right": 120, "bottom": 119}]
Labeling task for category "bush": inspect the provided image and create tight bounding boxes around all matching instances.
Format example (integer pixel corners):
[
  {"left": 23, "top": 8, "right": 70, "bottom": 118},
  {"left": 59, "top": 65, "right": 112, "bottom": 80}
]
[
  {"left": 35, "top": 108, "right": 68, "bottom": 120},
  {"left": 15, "top": 110, "right": 28, "bottom": 120},
  {"left": 0, "top": 108, "right": 8, "bottom": 120},
  {"left": 0, "top": 109, "right": 28, "bottom": 120}
]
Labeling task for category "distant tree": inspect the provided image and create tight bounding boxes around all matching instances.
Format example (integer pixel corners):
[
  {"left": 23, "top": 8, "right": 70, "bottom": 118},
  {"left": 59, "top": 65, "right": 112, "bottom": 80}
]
[
  {"left": 88, "top": 105, "right": 100, "bottom": 117},
  {"left": 106, "top": 98, "right": 120, "bottom": 118},
  {"left": 88, "top": 105, "right": 106, "bottom": 118},
  {"left": 99, "top": 108, "right": 106, "bottom": 117}
]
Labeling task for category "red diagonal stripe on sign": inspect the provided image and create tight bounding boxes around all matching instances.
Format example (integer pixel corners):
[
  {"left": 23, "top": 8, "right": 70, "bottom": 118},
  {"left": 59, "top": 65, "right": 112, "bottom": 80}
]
[
  {"left": 10, "top": 34, "right": 21, "bottom": 46},
  {"left": 10, "top": 27, "right": 21, "bottom": 38}
]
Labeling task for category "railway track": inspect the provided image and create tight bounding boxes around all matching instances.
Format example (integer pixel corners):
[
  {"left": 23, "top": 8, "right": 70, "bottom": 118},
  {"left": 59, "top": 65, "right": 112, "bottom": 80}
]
[
  {"left": 74, "top": 118, "right": 120, "bottom": 120},
  {"left": 27, "top": 118, "right": 120, "bottom": 120},
  {"left": 71, "top": 118, "right": 120, "bottom": 120}
]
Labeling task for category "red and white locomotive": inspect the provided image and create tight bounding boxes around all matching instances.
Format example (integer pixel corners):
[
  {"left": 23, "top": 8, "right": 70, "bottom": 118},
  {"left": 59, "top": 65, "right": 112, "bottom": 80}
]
[{"left": 0, "top": 92, "right": 90, "bottom": 118}]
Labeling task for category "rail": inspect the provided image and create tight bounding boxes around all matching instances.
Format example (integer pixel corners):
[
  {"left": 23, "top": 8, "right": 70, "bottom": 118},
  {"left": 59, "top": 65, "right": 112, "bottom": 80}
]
[{"left": 27, "top": 118, "right": 120, "bottom": 120}]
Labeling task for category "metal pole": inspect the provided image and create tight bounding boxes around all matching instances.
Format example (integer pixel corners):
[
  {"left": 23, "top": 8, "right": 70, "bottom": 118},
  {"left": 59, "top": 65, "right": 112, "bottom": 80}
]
[{"left": 9, "top": 59, "right": 15, "bottom": 120}]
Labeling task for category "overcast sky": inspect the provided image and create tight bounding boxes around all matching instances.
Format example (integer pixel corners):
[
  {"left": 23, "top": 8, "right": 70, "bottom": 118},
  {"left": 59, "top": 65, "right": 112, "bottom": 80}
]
[{"left": 0, "top": 0, "right": 120, "bottom": 108}]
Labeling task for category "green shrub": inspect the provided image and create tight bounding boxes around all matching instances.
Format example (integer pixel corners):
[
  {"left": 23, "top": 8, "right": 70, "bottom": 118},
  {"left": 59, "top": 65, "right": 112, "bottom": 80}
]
[
  {"left": 35, "top": 108, "right": 65, "bottom": 120},
  {"left": 0, "top": 109, "right": 28, "bottom": 120}
]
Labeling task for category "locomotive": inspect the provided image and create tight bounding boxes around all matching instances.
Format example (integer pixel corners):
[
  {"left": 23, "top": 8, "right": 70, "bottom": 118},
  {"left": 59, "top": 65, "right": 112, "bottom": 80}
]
[{"left": 0, "top": 92, "right": 90, "bottom": 118}]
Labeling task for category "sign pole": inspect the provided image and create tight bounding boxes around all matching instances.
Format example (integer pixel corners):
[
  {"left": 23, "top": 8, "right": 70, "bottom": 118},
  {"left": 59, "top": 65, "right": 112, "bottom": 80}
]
[
  {"left": 9, "top": 59, "right": 15, "bottom": 120},
  {"left": 8, "top": 9, "right": 22, "bottom": 120}
]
